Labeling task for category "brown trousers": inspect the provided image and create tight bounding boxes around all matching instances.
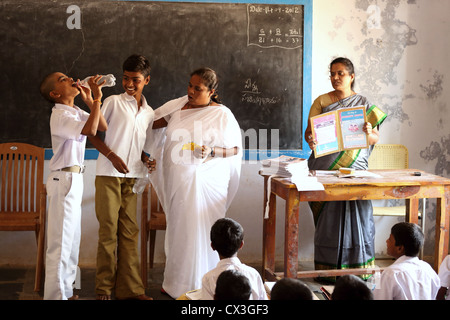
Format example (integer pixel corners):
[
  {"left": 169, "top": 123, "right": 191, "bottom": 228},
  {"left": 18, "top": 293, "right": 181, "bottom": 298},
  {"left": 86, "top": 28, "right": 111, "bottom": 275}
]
[{"left": 94, "top": 176, "right": 145, "bottom": 298}]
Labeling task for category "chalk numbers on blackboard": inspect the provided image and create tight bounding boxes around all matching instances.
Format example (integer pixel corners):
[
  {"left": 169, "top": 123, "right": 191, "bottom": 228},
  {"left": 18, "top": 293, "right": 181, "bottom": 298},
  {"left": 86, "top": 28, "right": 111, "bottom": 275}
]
[{"left": 247, "top": 4, "right": 303, "bottom": 50}]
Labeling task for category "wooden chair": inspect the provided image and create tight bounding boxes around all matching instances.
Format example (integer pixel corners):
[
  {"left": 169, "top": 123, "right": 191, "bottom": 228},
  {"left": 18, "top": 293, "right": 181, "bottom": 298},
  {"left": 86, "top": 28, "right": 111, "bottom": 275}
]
[
  {"left": 140, "top": 183, "right": 166, "bottom": 288},
  {"left": 368, "top": 144, "right": 425, "bottom": 256},
  {"left": 369, "top": 144, "right": 410, "bottom": 216},
  {"left": 0, "top": 143, "right": 46, "bottom": 292}
]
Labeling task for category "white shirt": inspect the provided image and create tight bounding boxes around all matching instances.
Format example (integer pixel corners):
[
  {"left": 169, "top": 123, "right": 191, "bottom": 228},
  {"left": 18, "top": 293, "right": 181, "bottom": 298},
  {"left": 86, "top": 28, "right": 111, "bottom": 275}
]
[
  {"left": 201, "top": 257, "right": 268, "bottom": 300},
  {"left": 49, "top": 103, "right": 89, "bottom": 171},
  {"left": 438, "top": 255, "right": 450, "bottom": 300},
  {"left": 373, "top": 255, "right": 440, "bottom": 300},
  {"left": 96, "top": 93, "right": 154, "bottom": 178}
]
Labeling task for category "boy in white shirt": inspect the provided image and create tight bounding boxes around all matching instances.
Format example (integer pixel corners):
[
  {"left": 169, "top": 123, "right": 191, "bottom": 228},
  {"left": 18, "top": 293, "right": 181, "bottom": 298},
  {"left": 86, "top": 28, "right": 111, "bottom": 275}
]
[
  {"left": 201, "top": 218, "right": 268, "bottom": 300},
  {"left": 40, "top": 73, "right": 107, "bottom": 299},
  {"left": 436, "top": 255, "right": 450, "bottom": 300},
  {"left": 373, "top": 222, "right": 440, "bottom": 300},
  {"left": 89, "top": 54, "right": 154, "bottom": 300}
]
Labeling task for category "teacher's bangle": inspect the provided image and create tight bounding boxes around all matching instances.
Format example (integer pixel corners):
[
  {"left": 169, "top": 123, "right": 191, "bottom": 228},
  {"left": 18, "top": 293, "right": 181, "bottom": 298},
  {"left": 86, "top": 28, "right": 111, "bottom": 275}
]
[
  {"left": 105, "top": 150, "right": 113, "bottom": 159},
  {"left": 93, "top": 99, "right": 102, "bottom": 105}
]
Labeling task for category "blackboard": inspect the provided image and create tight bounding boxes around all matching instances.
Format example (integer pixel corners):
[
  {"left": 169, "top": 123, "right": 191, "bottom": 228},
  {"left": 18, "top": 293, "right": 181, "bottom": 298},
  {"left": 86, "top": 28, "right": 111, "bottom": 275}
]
[{"left": 0, "top": 0, "right": 308, "bottom": 151}]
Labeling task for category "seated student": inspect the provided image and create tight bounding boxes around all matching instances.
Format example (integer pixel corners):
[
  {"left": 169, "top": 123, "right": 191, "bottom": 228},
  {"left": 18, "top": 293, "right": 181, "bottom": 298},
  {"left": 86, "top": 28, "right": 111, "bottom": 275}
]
[
  {"left": 373, "top": 222, "right": 440, "bottom": 300},
  {"left": 331, "top": 275, "right": 373, "bottom": 300},
  {"left": 214, "top": 270, "right": 252, "bottom": 300},
  {"left": 436, "top": 255, "right": 450, "bottom": 300},
  {"left": 270, "top": 278, "right": 313, "bottom": 300},
  {"left": 201, "top": 218, "right": 268, "bottom": 300}
]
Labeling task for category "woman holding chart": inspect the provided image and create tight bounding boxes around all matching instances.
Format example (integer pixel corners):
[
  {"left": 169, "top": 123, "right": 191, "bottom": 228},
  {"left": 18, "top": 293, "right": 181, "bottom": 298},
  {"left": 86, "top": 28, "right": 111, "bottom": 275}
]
[
  {"left": 304, "top": 57, "right": 387, "bottom": 281},
  {"left": 146, "top": 67, "right": 242, "bottom": 298}
]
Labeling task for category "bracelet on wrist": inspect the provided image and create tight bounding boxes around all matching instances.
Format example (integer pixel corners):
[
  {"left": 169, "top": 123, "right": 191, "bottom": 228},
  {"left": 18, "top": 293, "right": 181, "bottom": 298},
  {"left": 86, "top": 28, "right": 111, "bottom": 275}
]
[{"left": 210, "top": 147, "right": 215, "bottom": 157}]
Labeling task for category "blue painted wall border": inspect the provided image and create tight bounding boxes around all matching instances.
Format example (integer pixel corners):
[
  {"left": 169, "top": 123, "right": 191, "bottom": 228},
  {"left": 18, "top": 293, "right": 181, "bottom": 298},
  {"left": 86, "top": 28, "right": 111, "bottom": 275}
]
[{"left": 45, "top": 0, "right": 312, "bottom": 161}]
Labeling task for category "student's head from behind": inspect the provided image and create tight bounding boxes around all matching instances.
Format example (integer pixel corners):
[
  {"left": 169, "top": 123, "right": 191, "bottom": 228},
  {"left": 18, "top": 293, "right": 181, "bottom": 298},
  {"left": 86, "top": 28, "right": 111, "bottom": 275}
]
[
  {"left": 214, "top": 270, "right": 251, "bottom": 300},
  {"left": 210, "top": 218, "right": 244, "bottom": 258},
  {"left": 270, "top": 278, "right": 313, "bottom": 300},
  {"left": 40, "top": 72, "right": 79, "bottom": 104},
  {"left": 387, "top": 222, "right": 424, "bottom": 258},
  {"left": 122, "top": 54, "right": 151, "bottom": 98},
  {"left": 331, "top": 275, "right": 373, "bottom": 300}
]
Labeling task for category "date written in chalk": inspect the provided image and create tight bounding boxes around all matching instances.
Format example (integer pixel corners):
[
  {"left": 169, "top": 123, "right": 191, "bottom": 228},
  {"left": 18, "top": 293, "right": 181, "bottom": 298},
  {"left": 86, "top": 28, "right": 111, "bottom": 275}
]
[{"left": 181, "top": 304, "right": 269, "bottom": 317}]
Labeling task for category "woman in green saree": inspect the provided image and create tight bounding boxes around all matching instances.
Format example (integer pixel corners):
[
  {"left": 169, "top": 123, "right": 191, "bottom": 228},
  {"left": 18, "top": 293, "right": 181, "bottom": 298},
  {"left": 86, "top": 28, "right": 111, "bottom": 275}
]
[{"left": 304, "top": 57, "right": 387, "bottom": 281}]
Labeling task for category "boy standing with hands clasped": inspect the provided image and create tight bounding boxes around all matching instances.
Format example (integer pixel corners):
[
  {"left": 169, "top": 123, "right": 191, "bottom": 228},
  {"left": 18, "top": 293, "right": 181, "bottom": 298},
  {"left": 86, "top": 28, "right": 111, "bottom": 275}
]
[
  {"left": 40, "top": 73, "right": 107, "bottom": 300},
  {"left": 373, "top": 222, "right": 440, "bottom": 300},
  {"left": 89, "top": 54, "right": 154, "bottom": 300}
]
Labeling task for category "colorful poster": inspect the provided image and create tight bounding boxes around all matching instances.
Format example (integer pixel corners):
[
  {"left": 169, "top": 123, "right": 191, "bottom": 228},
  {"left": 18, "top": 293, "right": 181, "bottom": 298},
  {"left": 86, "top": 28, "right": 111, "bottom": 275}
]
[{"left": 310, "top": 106, "right": 368, "bottom": 158}]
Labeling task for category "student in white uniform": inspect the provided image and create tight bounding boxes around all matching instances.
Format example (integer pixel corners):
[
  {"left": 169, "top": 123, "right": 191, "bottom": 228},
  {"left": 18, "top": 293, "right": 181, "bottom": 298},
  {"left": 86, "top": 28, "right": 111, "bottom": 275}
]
[
  {"left": 88, "top": 54, "right": 154, "bottom": 300},
  {"left": 436, "top": 255, "right": 450, "bottom": 300},
  {"left": 39, "top": 73, "right": 107, "bottom": 300},
  {"left": 373, "top": 222, "right": 440, "bottom": 300},
  {"left": 201, "top": 218, "right": 268, "bottom": 300}
]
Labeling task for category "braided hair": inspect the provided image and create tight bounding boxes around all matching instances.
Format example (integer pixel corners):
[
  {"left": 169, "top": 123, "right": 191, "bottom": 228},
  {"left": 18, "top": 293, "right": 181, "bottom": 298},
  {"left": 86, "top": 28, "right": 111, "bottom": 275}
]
[{"left": 191, "top": 67, "right": 221, "bottom": 103}]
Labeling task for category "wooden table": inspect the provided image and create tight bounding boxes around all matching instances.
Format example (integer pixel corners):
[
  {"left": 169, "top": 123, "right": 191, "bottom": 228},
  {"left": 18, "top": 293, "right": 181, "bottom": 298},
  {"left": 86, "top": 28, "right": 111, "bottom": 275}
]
[{"left": 262, "top": 169, "right": 450, "bottom": 281}]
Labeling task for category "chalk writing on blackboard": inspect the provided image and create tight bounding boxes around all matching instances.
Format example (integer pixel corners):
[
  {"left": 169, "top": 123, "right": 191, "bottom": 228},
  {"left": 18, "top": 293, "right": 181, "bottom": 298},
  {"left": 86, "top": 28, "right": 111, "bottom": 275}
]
[
  {"left": 241, "top": 78, "right": 279, "bottom": 106},
  {"left": 247, "top": 4, "right": 303, "bottom": 49}
]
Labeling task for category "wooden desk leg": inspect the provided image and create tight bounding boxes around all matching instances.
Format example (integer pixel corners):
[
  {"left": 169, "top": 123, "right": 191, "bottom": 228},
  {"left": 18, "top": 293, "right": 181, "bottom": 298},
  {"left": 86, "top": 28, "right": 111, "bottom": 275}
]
[
  {"left": 405, "top": 198, "right": 419, "bottom": 225},
  {"left": 434, "top": 185, "right": 450, "bottom": 272},
  {"left": 263, "top": 178, "right": 277, "bottom": 280},
  {"left": 284, "top": 189, "right": 300, "bottom": 278}
]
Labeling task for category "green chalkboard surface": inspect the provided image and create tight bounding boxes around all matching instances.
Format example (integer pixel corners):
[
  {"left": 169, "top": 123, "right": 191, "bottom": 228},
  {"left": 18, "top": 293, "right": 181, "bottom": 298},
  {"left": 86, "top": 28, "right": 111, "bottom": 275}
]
[{"left": 0, "top": 1, "right": 305, "bottom": 149}]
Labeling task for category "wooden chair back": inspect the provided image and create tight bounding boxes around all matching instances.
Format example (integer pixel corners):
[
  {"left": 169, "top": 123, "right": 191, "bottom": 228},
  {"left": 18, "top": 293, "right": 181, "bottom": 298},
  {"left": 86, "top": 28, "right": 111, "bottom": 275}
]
[
  {"left": 140, "top": 183, "right": 166, "bottom": 288},
  {"left": 0, "top": 142, "right": 46, "bottom": 291}
]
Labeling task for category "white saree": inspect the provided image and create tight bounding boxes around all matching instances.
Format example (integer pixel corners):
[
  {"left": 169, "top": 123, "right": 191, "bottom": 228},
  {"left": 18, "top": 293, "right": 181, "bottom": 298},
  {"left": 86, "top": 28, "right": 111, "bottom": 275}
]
[{"left": 146, "top": 96, "right": 242, "bottom": 298}]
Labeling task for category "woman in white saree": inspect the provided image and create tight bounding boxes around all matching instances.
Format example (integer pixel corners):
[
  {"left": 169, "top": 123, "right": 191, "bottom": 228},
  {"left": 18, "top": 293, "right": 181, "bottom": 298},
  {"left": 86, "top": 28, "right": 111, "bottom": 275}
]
[{"left": 146, "top": 68, "right": 242, "bottom": 298}]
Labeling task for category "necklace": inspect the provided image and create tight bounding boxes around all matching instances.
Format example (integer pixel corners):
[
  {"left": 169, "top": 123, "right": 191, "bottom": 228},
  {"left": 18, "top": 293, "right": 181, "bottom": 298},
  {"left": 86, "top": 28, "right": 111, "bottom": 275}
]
[
  {"left": 185, "top": 101, "right": 211, "bottom": 109},
  {"left": 338, "top": 99, "right": 351, "bottom": 108},
  {"left": 334, "top": 91, "right": 355, "bottom": 108}
]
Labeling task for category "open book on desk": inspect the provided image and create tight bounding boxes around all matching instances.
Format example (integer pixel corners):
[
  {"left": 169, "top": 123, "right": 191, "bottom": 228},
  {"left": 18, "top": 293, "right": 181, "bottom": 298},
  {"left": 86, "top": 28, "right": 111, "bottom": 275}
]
[{"left": 310, "top": 106, "right": 368, "bottom": 158}]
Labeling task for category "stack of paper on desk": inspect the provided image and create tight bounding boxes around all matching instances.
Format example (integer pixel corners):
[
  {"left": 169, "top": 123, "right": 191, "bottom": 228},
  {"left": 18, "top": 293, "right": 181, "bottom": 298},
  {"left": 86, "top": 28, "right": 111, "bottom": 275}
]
[
  {"left": 260, "top": 155, "right": 309, "bottom": 177},
  {"left": 260, "top": 155, "right": 324, "bottom": 191}
]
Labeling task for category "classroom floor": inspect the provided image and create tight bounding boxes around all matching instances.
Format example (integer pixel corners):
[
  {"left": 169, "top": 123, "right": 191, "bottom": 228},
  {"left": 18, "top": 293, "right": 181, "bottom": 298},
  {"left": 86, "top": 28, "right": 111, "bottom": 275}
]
[
  {"left": 0, "top": 264, "right": 172, "bottom": 300},
  {"left": 0, "top": 262, "right": 316, "bottom": 300},
  {"left": 0, "top": 260, "right": 394, "bottom": 300}
]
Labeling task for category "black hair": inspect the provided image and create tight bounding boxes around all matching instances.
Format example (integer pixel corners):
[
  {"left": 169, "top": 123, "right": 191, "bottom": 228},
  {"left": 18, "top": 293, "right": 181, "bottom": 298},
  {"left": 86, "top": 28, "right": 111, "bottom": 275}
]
[
  {"left": 39, "top": 72, "right": 58, "bottom": 103},
  {"left": 191, "top": 67, "right": 221, "bottom": 103},
  {"left": 391, "top": 222, "right": 424, "bottom": 257},
  {"left": 210, "top": 218, "right": 244, "bottom": 258},
  {"left": 123, "top": 54, "right": 151, "bottom": 78},
  {"left": 330, "top": 57, "right": 355, "bottom": 90},
  {"left": 270, "top": 278, "right": 313, "bottom": 300},
  {"left": 331, "top": 275, "right": 374, "bottom": 300},
  {"left": 214, "top": 270, "right": 251, "bottom": 300}
]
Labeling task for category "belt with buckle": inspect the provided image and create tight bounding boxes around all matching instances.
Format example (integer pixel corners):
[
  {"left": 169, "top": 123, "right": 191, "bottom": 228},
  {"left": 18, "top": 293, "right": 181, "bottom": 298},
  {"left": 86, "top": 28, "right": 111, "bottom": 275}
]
[{"left": 60, "top": 165, "right": 85, "bottom": 174}]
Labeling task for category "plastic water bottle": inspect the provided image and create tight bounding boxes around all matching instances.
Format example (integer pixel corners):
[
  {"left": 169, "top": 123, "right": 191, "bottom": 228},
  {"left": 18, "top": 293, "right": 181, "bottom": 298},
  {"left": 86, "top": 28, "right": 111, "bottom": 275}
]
[
  {"left": 132, "top": 159, "right": 153, "bottom": 194},
  {"left": 366, "top": 269, "right": 381, "bottom": 291},
  {"left": 132, "top": 173, "right": 150, "bottom": 194},
  {"left": 79, "top": 74, "right": 116, "bottom": 88}
]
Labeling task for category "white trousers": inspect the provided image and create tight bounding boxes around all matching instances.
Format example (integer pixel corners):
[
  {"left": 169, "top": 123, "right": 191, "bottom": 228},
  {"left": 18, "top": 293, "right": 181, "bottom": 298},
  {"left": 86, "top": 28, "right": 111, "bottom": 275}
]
[{"left": 44, "top": 171, "right": 83, "bottom": 300}]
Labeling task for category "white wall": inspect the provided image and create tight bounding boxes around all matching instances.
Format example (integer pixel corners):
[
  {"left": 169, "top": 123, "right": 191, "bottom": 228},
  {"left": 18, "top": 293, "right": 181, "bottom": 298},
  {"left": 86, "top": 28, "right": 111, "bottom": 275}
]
[
  {"left": 2, "top": 0, "right": 449, "bottom": 267},
  {"left": 310, "top": 0, "right": 450, "bottom": 258}
]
